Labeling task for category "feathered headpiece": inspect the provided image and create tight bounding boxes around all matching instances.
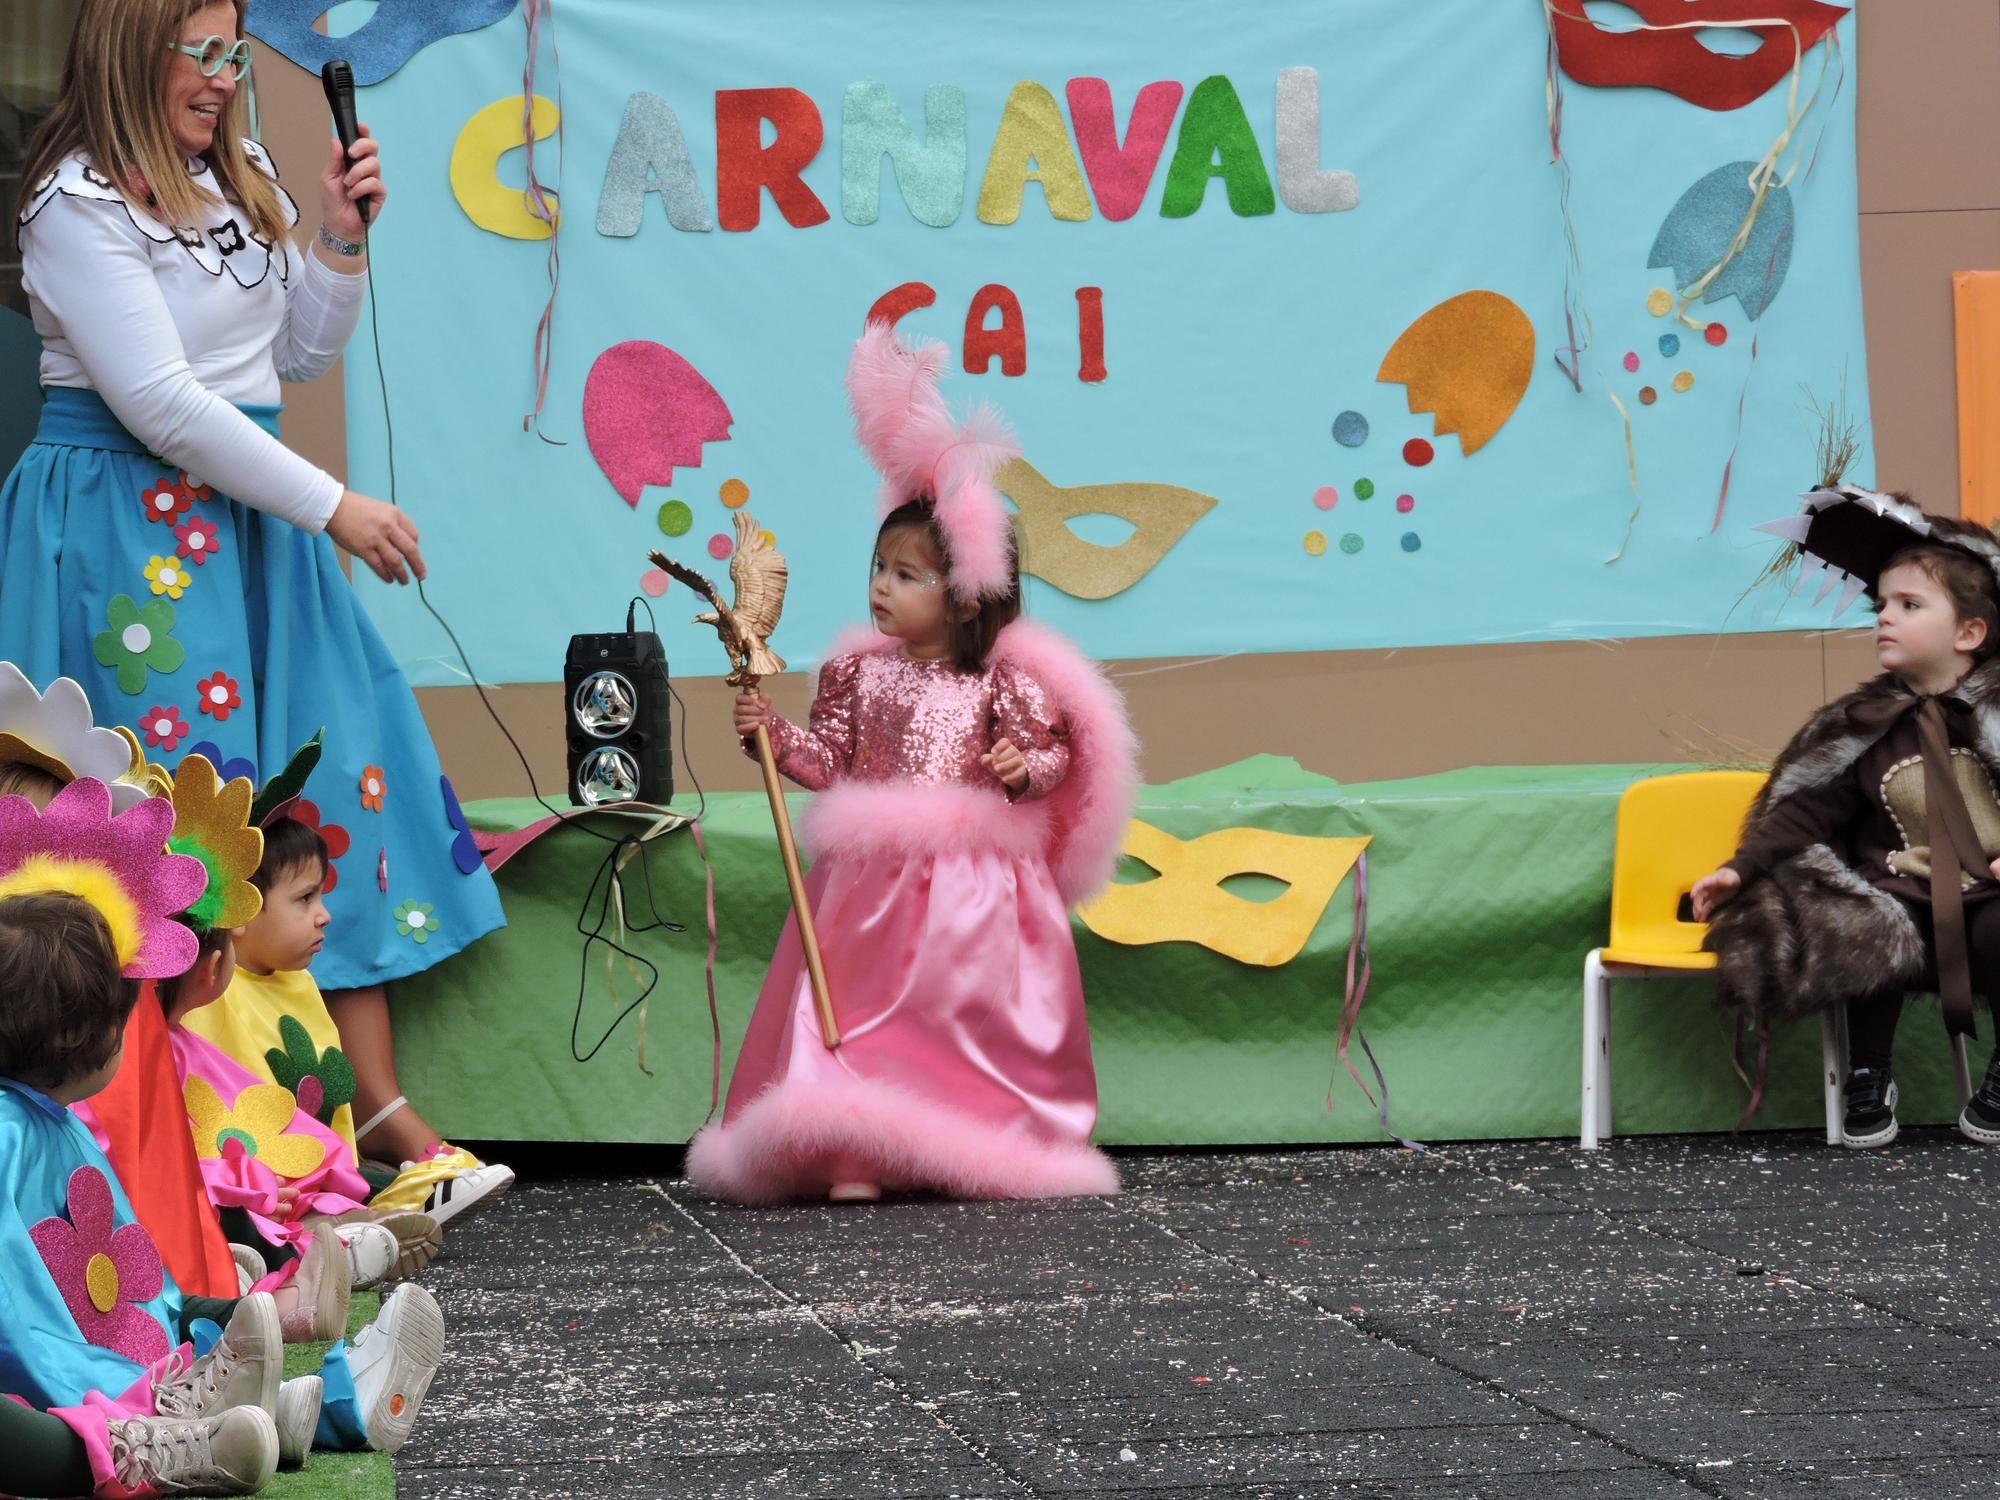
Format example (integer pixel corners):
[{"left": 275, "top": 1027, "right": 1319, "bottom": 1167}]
[
  {"left": 0, "top": 662, "right": 162, "bottom": 811},
  {"left": 164, "top": 754, "right": 264, "bottom": 934},
  {"left": 845, "top": 321, "right": 1021, "bottom": 602},
  {"left": 1755, "top": 485, "right": 2000, "bottom": 618},
  {"left": 0, "top": 778, "right": 209, "bottom": 978}
]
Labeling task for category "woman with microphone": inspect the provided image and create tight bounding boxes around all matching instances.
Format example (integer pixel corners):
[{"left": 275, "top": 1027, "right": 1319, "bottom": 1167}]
[{"left": 0, "top": 0, "right": 511, "bottom": 1223}]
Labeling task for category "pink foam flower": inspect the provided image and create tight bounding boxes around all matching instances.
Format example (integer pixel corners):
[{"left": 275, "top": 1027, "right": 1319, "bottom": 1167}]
[{"left": 28, "top": 1166, "right": 170, "bottom": 1368}]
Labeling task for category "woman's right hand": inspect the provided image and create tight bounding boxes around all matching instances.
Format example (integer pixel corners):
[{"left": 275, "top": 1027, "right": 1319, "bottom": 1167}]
[
  {"left": 1689, "top": 866, "right": 1741, "bottom": 923},
  {"left": 327, "top": 489, "right": 426, "bottom": 585},
  {"left": 734, "top": 691, "right": 771, "bottom": 737}
]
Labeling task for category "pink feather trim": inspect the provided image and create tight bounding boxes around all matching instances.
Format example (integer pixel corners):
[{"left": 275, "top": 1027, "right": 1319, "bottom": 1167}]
[
  {"left": 846, "top": 322, "right": 1021, "bottom": 601},
  {"left": 686, "top": 1077, "right": 1120, "bottom": 1202},
  {"left": 802, "top": 783, "right": 1052, "bottom": 864}
]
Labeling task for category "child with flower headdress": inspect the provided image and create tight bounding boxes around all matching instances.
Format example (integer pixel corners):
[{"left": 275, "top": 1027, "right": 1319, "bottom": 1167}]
[
  {"left": 185, "top": 739, "right": 514, "bottom": 1229},
  {"left": 1691, "top": 475, "right": 2000, "bottom": 1147},
  {"left": 687, "top": 323, "right": 1138, "bottom": 1204},
  {"left": 0, "top": 777, "right": 450, "bottom": 1492},
  {"left": 0, "top": 660, "right": 240, "bottom": 1302}
]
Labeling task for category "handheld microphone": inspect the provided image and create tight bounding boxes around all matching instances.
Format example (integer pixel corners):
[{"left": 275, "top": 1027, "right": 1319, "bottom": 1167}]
[{"left": 318, "top": 59, "right": 369, "bottom": 226}]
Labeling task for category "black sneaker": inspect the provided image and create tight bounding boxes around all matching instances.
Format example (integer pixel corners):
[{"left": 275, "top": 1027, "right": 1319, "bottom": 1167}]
[
  {"left": 1958, "top": 1053, "right": 2000, "bottom": 1144},
  {"left": 1842, "top": 1067, "right": 1899, "bottom": 1148}
]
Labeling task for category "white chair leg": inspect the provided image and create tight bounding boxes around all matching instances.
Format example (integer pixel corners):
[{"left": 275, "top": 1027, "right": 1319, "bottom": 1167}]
[
  {"left": 1820, "top": 1008, "right": 1845, "bottom": 1146},
  {"left": 1952, "top": 1029, "right": 1974, "bottom": 1110},
  {"left": 1582, "top": 952, "right": 1610, "bottom": 1149}
]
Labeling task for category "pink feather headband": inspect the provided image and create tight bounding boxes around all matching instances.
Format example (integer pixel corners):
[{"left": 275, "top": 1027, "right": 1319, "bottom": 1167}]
[{"left": 845, "top": 321, "right": 1021, "bottom": 602}]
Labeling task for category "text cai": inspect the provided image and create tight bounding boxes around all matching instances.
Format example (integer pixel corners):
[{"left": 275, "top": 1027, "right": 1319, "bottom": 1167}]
[{"left": 458, "top": 70, "right": 1360, "bottom": 239}]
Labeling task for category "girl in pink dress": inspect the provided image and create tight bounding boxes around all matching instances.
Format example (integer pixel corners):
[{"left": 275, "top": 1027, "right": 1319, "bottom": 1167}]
[{"left": 686, "top": 324, "right": 1139, "bottom": 1204}]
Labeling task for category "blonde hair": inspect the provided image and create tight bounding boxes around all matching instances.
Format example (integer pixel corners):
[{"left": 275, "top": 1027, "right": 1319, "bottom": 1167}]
[{"left": 18, "top": 0, "right": 287, "bottom": 244}]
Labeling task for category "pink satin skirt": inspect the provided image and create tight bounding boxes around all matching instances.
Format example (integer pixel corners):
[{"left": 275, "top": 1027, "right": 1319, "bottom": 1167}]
[{"left": 687, "top": 848, "right": 1118, "bottom": 1202}]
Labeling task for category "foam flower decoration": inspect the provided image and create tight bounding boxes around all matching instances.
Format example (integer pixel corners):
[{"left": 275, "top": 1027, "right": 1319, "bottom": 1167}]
[
  {"left": 0, "top": 663, "right": 156, "bottom": 812},
  {"left": 164, "top": 754, "right": 264, "bottom": 932},
  {"left": 265, "top": 1014, "right": 355, "bottom": 1125},
  {"left": 393, "top": 898, "right": 436, "bottom": 944},
  {"left": 143, "top": 555, "right": 192, "bottom": 601},
  {"left": 182, "top": 740, "right": 256, "bottom": 786},
  {"left": 174, "top": 514, "right": 222, "bottom": 566},
  {"left": 0, "top": 777, "right": 206, "bottom": 977},
  {"left": 194, "top": 671, "right": 241, "bottom": 723},
  {"left": 92, "top": 596, "right": 184, "bottom": 696},
  {"left": 172, "top": 471, "right": 213, "bottom": 505},
  {"left": 28, "top": 1166, "right": 170, "bottom": 1367},
  {"left": 359, "top": 764, "right": 386, "bottom": 813},
  {"left": 292, "top": 800, "right": 349, "bottom": 893},
  {"left": 139, "top": 478, "right": 191, "bottom": 525},
  {"left": 440, "top": 776, "right": 481, "bottom": 874},
  {"left": 183, "top": 1077, "right": 329, "bottom": 1178},
  {"left": 140, "top": 704, "right": 188, "bottom": 753}
]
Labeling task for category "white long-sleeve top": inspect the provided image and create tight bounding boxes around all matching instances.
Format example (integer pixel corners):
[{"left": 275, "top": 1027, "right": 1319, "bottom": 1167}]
[{"left": 17, "top": 140, "right": 363, "bottom": 532}]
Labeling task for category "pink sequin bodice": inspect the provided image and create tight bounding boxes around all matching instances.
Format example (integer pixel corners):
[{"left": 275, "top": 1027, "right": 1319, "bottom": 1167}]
[{"left": 758, "top": 651, "right": 1070, "bottom": 799}]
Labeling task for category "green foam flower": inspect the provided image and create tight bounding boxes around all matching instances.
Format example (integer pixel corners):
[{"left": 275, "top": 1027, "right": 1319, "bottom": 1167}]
[
  {"left": 92, "top": 596, "right": 184, "bottom": 695},
  {"left": 393, "top": 899, "right": 436, "bottom": 945},
  {"left": 263, "top": 1013, "right": 355, "bottom": 1127}
]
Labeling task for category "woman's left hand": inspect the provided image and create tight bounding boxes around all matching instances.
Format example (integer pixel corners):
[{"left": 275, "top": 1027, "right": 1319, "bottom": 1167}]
[
  {"left": 319, "top": 124, "right": 385, "bottom": 242},
  {"left": 983, "top": 738, "right": 1030, "bottom": 792}
]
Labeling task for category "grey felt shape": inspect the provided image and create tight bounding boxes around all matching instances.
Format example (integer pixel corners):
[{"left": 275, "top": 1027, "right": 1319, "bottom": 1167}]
[
  {"left": 597, "top": 92, "right": 713, "bottom": 236},
  {"left": 1275, "top": 67, "right": 1358, "bottom": 215},
  {"left": 1648, "top": 161, "right": 1794, "bottom": 321},
  {"left": 842, "top": 82, "right": 966, "bottom": 228}
]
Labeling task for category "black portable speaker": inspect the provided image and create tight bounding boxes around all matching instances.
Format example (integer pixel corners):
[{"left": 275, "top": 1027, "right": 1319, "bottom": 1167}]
[{"left": 563, "top": 610, "right": 672, "bottom": 806}]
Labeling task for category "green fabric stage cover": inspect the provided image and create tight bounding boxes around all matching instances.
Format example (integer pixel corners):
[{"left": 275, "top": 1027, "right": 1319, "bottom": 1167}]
[{"left": 388, "top": 758, "right": 1974, "bottom": 1147}]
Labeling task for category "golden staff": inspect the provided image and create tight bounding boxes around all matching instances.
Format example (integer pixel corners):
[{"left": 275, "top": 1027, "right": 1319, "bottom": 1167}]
[{"left": 649, "top": 511, "right": 839, "bottom": 1049}]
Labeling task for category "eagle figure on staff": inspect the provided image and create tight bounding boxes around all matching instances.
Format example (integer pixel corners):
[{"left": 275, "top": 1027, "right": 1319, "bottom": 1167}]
[{"left": 649, "top": 510, "right": 787, "bottom": 688}]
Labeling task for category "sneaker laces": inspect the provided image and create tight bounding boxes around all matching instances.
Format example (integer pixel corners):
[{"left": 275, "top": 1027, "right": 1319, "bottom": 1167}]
[
  {"left": 109, "top": 1415, "right": 219, "bottom": 1494},
  {"left": 150, "top": 1339, "right": 237, "bottom": 1419}
]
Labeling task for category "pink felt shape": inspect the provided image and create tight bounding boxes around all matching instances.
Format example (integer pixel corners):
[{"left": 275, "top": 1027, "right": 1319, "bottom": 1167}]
[
  {"left": 0, "top": 777, "right": 206, "bottom": 978},
  {"left": 29, "top": 1166, "right": 171, "bottom": 1368},
  {"left": 845, "top": 322, "right": 1021, "bottom": 601},
  {"left": 583, "top": 341, "right": 735, "bottom": 506},
  {"left": 1065, "top": 78, "right": 1183, "bottom": 222}
]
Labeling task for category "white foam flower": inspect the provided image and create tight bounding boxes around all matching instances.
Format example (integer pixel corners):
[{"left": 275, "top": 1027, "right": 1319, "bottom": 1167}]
[{"left": 0, "top": 662, "right": 155, "bottom": 812}]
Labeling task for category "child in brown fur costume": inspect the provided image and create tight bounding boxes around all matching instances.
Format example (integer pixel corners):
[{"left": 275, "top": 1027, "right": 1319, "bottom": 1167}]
[{"left": 1691, "top": 487, "right": 2000, "bottom": 1148}]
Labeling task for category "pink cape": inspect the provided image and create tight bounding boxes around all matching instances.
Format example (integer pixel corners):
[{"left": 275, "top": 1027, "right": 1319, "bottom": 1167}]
[
  {"left": 166, "top": 1025, "right": 371, "bottom": 1253},
  {"left": 687, "top": 619, "right": 1138, "bottom": 1204}
]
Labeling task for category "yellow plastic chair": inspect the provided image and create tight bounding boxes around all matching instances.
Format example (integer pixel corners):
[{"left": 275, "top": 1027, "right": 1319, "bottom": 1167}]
[{"left": 1582, "top": 771, "right": 1805, "bottom": 1147}]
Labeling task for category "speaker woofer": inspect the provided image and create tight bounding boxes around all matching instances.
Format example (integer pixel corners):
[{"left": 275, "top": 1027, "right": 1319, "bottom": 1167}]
[
  {"left": 575, "top": 746, "right": 641, "bottom": 805},
  {"left": 572, "top": 670, "right": 637, "bottom": 740}
]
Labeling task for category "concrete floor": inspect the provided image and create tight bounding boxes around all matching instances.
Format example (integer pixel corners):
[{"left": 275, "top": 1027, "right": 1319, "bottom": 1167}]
[{"left": 397, "top": 1131, "right": 2000, "bottom": 1498}]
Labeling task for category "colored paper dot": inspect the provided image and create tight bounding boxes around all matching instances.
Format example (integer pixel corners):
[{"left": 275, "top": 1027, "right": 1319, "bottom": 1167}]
[
  {"left": 760, "top": 529, "right": 776, "bottom": 547},
  {"left": 1303, "top": 530, "right": 1328, "bottom": 557},
  {"left": 1672, "top": 370, "right": 1695, "bottom": 393},
  {"left": 719, "top": 478, "right": 750, "bottom": 508},
  {"left": 1622, "top": 351, "right": 1640, "bottom": 373},
  {"left": 1402, "top": 437, "right": 1434, "bottom": 467},
  {"left": 1313, "top": 486, "right": 1339, "bottom": 510},
  {"left": 640, "top": 567, "right": 671, "bottom": 597},
  {"left": 656, "top": 500, "right": 692, "bottom": 537},
  {"left": 1340, "top": 532, "right": 1364, "bottom": 555},
  {"left": 1704, "top": 321, "right": 1728, "bottom": 346},
  {"left": 707, "top": 533, "right": 733, "bottom": 560},
  {"left": 1354, "top": 478, "right": 1375, "bottom": 500},
  {"left": 1646, "top": 288, "right": 1672, "bottom": 316},
  {"left": 1400, "top": 532, "right": 1422, "bottom": 553},
  {"left": 1331, "top": 410, "right": 1369, "bottom": 447},
  {"left": 1638, "top": 386, "right": 1657, "bottom": 405},
  {"left": 1658, "top": 333, "right": 1681, "bottom": 358},
  {"left": 1396, "top": 493, "right": 1415, "bottom": 513}
]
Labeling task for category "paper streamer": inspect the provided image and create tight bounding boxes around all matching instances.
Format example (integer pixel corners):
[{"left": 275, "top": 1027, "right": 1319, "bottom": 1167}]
[
  {"left": 597, "top": 92, "right": 713, "bottom": 236},
  {"left": 450, "top": 94, "right": 560, "bottom": 240},
  {"left": 1274, "top": 67, "right": 1358, "bottom": 214},
  {"left": 1376, "top": 291, "right": 1535, "bottom": 456},
  {"left": 977, "top": 81, "right": 1093, "bottom": 224},
  {"left": 1000, "top": 457, "right": 1216, "bottom": 599},
  {"left": 583, "top": 341, "right": 734, "bottom": 505},
  {"left": 1064, "top": 78, "right": 1182, "bottom": 222},
  {"left": 243, "top": 0, "right": 516, "bottom": 85},
  {"left": 842, "top": 82, "right": 966, "bottom": 228}
]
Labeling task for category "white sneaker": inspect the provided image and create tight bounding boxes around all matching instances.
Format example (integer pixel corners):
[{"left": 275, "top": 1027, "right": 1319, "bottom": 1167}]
[
  {"left": 346, "top": 1282, "right": 446, "bottom": 1454},
  {"left": 276, "top": 1376, "right": 323, "bottom": 1468},
  {"left": 151, "top": 1292, "right": 281, "bottom": 1420},
  {"left": 403, "top": 1153, "right": 514, "bottom": 1228},
  {"left": 335, "top": 1221, "right": 400, "bottom": 1290},
  {"left": 229, "top": 1242, "right": 266, "bottom": 1294},
  {"left": 108, "top": 1408, "right": 278, "bottom": 1495}
]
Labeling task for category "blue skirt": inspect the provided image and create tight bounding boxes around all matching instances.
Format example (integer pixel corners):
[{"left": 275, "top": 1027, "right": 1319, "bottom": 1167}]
[{"left": 0, "top": 387, "right": 505, "bottom": 989}]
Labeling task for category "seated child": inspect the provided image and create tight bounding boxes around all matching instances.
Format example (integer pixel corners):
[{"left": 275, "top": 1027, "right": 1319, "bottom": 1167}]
[
  {"left": 1693, "top": 487, "right": 2000, "bottom": 1148},
  {"left": 184, "top": 815, "right": 514, "bottom": 1226}
]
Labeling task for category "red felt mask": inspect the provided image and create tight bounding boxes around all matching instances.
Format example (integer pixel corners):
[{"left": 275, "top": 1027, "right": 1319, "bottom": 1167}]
[{"left": 1549, "top": 0, "right": 1847, "bottom": 112}]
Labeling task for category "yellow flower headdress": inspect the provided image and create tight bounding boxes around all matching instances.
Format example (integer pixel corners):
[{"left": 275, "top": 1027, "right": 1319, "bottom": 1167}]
[
  {"left": 164, "top": 755, "right": 264, "bottom": 933},
  {"left": 0, "top": 662, "right": 160, "bottom": 811}
]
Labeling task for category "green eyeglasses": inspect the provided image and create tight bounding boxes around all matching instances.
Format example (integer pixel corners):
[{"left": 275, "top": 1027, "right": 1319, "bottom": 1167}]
[{"left": 167, "top": 35, "right": 252, "bottom": 82}]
